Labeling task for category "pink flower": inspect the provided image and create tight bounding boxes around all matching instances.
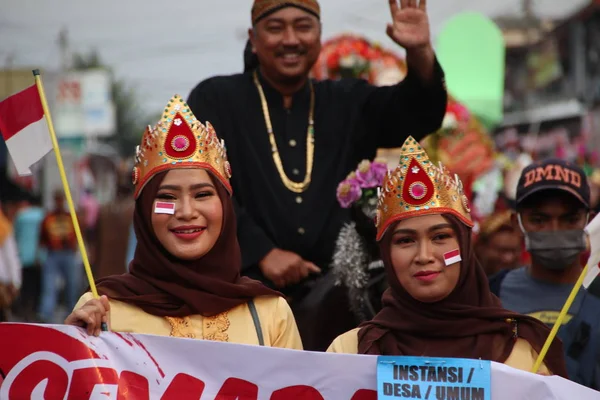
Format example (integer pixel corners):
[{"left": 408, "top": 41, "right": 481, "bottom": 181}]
[
  {"left": 371, "top": 162, "right": 388, "bottom": 183},
  {"left": 355, "top": 160, "right": 379, "bottom": 188},
  {"left": 337, "top": 179, "right": 362, "bottom": 208}
]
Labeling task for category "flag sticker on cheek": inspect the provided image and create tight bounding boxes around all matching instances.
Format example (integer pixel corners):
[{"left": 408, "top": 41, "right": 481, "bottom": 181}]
[
  {"left": 444, "top": 249, "right": 461, "bottom": 266},
  {"left": 154, "top": 201, "right": 175, "bottom": 215}
]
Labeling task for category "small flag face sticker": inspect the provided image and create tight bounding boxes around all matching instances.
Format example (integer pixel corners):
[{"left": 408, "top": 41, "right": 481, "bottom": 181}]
[
  {"left": 154, "top": 201, "right": 175, "bottom": 215},
  {"left": 443, "top": 249, "right": 461, "bottom": 266}
]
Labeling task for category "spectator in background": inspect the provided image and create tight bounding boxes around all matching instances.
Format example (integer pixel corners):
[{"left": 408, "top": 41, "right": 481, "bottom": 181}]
[
  {"left": 12, "top": 193, "right": 45, "bottom": 321},
  {"left": 0, "top": 205, "right": 21, "bottom": 322},
  {"left": 79, "top": 187, "right": 100, "bottom": 264},
  {"left": 490, "top": 159, "right": 600, "bottom": 389},
  {"left": 38, "top": 190, "right": 79, "bottom": 323},
  {"left": 93, "top": 179, "right": 135, "bottom": 279},
  {"left": 475, "top": 210, "right": 522, "bottom": 277}
]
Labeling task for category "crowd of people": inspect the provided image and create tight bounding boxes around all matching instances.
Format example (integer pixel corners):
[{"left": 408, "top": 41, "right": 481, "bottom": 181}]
[{"left": 0, "top": 0, "right": 599, "bottom": 393}]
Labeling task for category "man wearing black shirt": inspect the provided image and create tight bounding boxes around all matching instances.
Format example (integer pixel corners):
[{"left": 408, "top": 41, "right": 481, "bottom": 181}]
[{"left": 187, "top": 0, "right": 447, "bottom": 350}]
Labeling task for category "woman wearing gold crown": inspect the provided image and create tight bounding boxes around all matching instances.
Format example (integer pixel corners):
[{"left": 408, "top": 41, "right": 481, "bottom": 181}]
[
  {"left": 64, "top": 95, "right": 302, "bottom": 349},
  {"left": 327, "top": 137, "right": 568, "bottom": 376}
]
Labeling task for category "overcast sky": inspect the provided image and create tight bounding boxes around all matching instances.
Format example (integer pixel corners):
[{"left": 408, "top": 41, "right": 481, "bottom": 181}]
[{"left": 1, "top": 0, "right": 589, "bottom": 113}]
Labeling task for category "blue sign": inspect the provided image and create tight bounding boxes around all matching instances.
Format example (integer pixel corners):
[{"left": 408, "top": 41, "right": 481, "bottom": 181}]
[{"left": 377, "top": 356, "right": 491, "bottom": 400}]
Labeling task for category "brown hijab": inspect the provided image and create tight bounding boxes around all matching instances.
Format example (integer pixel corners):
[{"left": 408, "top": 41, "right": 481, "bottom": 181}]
[
  {"left": 357, "top": 214, "right": 568, "bottom": 377},
  {"left": 95, "top": 170, "right": 281, "bottom": 317}
]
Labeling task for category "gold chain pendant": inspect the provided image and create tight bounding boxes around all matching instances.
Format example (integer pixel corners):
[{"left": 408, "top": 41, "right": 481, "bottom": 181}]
[{"left": 253, "top": 71, "right": 315, "bottom": 194}]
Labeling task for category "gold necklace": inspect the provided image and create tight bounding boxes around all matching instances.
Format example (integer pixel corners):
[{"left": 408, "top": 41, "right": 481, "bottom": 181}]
[{"left": 253, "top": 70, "right": 315, "bottom": 194}]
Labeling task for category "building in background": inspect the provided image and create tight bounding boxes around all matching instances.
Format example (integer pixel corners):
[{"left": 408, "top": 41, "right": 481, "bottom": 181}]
[{"left": 496, "top": 0, "right": 600, "bottom": 160}]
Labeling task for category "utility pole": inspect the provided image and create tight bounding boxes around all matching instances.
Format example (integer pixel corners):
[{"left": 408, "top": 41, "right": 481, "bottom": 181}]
[
  {"left": 522, "top": 0, "right": 540, "bottom": 46},
  {"left": 58, "top": 27, "right": 72, "bottom": 72}
]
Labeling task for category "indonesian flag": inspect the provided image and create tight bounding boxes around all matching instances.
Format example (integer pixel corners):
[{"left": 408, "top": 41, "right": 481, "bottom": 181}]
[
  {"left": 0, "top": 85, "right": 52, "bottom": 176},
  {"left": 444, "top": 249, "right": 461, "bottom": 266},
  {"left": 583, "top": 215, "right": 600, "bottom": 289},
  {"left": 154, "top": 201, "right": 175, "bottom": 215}
]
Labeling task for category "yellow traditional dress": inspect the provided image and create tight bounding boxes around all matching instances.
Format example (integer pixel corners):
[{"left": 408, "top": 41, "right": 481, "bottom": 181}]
[
  {"left": 75, "top": 292, "right": 302, "bottom": 349},
  {"left": 327, "top": 329, "right": 551, "bottom": 374}
]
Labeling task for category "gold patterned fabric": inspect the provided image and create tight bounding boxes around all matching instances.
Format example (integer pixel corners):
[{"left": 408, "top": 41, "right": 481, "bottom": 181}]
[
  {"left": 165, "top": 313, "right": 232, "bottom": 342},
  {"left": 165, "top": 316, "right": 196, "bottom": 339},
  {"left": 132, "top": 94, "right": 232, "bottom": 199},
  {"left": 251, "top": 0, "right": 320, "bottom": 25},
  {"left": 376, "top": 136, "right": 473, "bottom": 240},
  {"left": 204, "top": 312, "right": 231, "bottom": 342}
]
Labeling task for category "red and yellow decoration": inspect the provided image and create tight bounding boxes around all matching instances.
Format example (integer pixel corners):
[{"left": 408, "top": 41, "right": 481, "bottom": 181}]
[
  {"left": 422, "top": 96, "right": 496, "bottom": 187},
  {"left": 132, "top": 95, "right": 232, "bottom": 199},
  {"left": 376, "top": 136, "right": 473, "bottom": 241},
  {"left": 311, "top": 34, "right": 407, "bottom": 84}
]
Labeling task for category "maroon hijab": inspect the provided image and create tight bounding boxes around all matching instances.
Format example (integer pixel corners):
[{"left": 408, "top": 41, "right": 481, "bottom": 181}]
[
  {"left": 357, "top": 215, "right": 568, "bottom": 377},
  {"left": 95, "top": 170, "right": 281, "bottom": 317}
]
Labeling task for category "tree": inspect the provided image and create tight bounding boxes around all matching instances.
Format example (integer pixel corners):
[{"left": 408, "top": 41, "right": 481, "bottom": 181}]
[{"left": 72, "top": 50, "right": 155, "bottom": 157}]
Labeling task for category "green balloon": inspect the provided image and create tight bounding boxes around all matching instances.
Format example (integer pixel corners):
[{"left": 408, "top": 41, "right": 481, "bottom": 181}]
[{"left": 436, "top": 12, "right": 505, "bottom": 129}]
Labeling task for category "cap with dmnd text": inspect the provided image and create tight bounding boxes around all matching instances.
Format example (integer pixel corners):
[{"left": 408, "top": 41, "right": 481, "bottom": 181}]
[{"left": 516, "top": 158, "right": 590, "bottom": 208}]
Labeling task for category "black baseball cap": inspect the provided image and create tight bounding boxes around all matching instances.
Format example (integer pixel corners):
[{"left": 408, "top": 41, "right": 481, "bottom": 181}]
[{"left": 516, "top": 158, "right": 590, "bottom": 209}]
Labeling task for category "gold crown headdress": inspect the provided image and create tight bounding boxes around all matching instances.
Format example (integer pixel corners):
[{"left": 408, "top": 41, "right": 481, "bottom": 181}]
[
  {"left": 132, "top": 95, "right": 232, "bottom": 198},
  {"left": 375, "top": 136, "right": 473, "bottom": 241}
]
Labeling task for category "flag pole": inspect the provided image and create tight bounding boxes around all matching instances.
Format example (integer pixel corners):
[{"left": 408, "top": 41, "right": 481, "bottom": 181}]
[
  {"left": 531, "top": 263, "right": 589, "bottom": 373},
  {"left": 32, "top": 69, "right": 107, "bottom": 331}
]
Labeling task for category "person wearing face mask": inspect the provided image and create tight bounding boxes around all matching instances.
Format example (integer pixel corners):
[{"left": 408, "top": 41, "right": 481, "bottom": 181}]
[
  {"left": 489, "top": 158, "right": 600, "bottom": 389},
  {"left": 327, "top": 137, "right": 567, "bottom": 377}
]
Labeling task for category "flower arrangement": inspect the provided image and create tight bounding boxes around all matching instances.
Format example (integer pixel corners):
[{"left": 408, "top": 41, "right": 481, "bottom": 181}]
[
  {"left": 333, "top": 158, "right": 389, "bottom": 322},
  {"left": 326, "top": 37, "right": 375, "bottom": 79},
  {"left": 336, "top": 160, "right": 388, "bottom": 208},
  {"left": 312, "top": 34, "right": 407, "bottom": 84}
]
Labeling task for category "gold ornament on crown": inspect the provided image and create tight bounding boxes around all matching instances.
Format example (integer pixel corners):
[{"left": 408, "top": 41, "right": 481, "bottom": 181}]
[
  {"left": 375, "top": 136, "right": 473, "bottom": 241},
  {"left": 132, "top": 94, "right": 232, "bottom": 198}
]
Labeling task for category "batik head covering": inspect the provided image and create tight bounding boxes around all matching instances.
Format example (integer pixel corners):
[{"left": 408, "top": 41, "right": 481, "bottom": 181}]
[{"left": 251, "top": 0, "right": 320, "bottom": 25}]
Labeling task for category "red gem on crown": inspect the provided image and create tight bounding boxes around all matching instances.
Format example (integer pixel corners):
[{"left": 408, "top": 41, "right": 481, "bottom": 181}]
[
  {"left": 409, "top": 182, "right": 427, "bottom": 200},
  {"left": 171, "top": 135, "right": 190, "bottom": 152}
]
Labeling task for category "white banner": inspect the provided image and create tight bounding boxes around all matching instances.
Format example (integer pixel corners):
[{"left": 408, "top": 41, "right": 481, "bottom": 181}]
[{"left": 0, "top": 323, "right": 597, "bottom": 399}]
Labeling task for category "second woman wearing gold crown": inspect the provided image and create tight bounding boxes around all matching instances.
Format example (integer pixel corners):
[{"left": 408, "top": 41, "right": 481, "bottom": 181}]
[
  {"left": 327, "top": 137, "right": 568, "bottom": 377},
  {"left": 64, "top": 95, "right": 302, "bottom": 349}
]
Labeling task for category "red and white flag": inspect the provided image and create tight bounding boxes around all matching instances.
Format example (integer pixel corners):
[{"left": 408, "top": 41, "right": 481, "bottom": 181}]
[
  {"left": 154, "top": 201, "right": 175, "bottom": 215},
  {"left": 0, "top": 84, "right": 52, "bottom": 176},
  {"left": 444, "top": 249, "right": 461, "bottom": 266}
]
